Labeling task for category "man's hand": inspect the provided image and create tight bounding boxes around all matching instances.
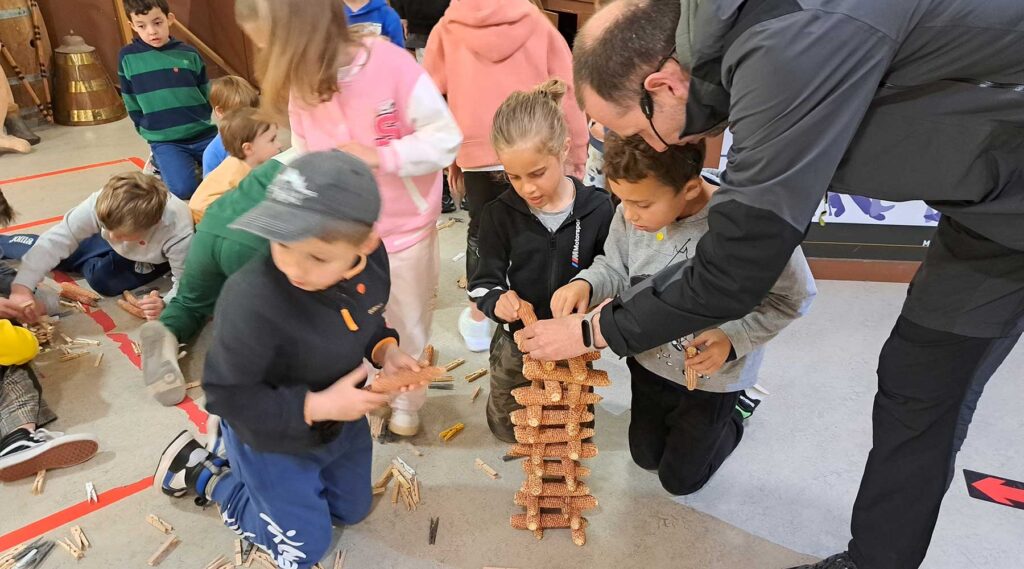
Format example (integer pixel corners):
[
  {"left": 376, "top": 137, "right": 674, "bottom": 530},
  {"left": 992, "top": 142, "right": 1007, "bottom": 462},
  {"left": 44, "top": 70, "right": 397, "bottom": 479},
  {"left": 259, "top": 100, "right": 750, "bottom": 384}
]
[
  {"left": 305, "top": 366, "right": 390, "bottom": 423},
  {"left": 495, "top": 290, "right": 523, "bottom": 323},
  {"left": 0, "top": 297, "right": 27, "bottom": 320},
  {"left": 519, "top": 299, "right": 611, "bottom": 361},
  {"left": 338, "top": 142, "right": 381, "bottom": 169},
  {"left": 685, "top": 329, "right": 732, "bottom": 376},
  {"left": 137, "top": 290, "right": 164, "bottom": 321},
  {"left": 8, "top": 285, "right": 39, "bottom": 324},
  {"left": 550, "top": 280, "right": 591, "bottom": 317}
]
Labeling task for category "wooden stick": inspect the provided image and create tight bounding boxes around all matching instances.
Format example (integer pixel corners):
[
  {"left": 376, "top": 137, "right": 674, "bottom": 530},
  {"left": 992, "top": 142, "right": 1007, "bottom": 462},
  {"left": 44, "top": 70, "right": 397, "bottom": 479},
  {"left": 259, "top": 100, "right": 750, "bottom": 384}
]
[
  {"left": 443, "top": 358, "right": 465, "bottom": 372},
  {"left": 184, "top": 380, "right": 201, "bottom": 390},
  {"left": 0, "top": 43, "right": 48, "bottom": 118},
  {"left": 72, "top": 525, "right": 90, "bottom": 550},
  {"left": 94, "top": 353, "right": 104, "bottom": 367},
  {"left": 475, "top": 458, "right": 499, "bottom": 479},
  {"left": 147, "top": 534, "right": 180, "bottom": 566},
  {"left": 471, "top": 386, "right": 482, "bottom": 402},
  {"left": 413, "top": 477, "right": 421, "bottom": 503},
  {"left": 146, "top": 514, "right": 173, "bottom": 534},
  {"left": 204, "top": 555, "right": 227, "bottom": 569},
  {"left": 31, "top": 470, "right": 45, "bottom": 495},
  {"left": 56, "top": 538, "right": 83, "bottom": 560},
  {"left": 391, "top": 480, "right": 400, "bottom": 505},
  {"left": 170, "top": 21, "right": 243, "bottom": 76},
  {"left": 333, "top": 549, "right": 347, "bottom": 569},
  {"left": 464, "top": 368, "right": 487, "bottom": 382}
]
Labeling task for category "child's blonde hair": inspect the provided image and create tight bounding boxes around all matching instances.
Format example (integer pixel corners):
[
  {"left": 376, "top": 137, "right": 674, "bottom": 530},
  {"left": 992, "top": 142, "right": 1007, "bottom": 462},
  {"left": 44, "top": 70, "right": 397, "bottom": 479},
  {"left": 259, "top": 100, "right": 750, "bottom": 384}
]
[
  {"left": 220, "top": 108, "right": 274, "bottom": 160},
  {"left": 235, "top": 0, "right": 353, "bottom": 121},
  {"left": 95, "top": 172, "right": 169, "bottom": 234},
  {"left": 491, "top": 79, "right": 570, "bottom": 158},
  {"left": 209, "top": 75, "right": 260, "bottom": 114}
]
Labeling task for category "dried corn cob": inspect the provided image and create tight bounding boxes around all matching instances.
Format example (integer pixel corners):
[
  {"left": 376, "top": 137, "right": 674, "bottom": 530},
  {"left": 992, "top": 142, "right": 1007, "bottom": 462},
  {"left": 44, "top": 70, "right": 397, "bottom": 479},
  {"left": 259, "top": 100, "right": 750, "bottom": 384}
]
[
  {"left": 420, "top": 344, "right": 436, "bottom": 366},
  {"left": 515, "top": 302, "right": 556, "bottom": 371},
  {"left": 117, "top": 298, "right": 146, "bottom": 319},
  {"left": 513, "top": 426, "right": 594, "bottom": 445},
  {"left": 60, "top": 282, "right": 100, "bottom": 306},
  {"left": 685, "top": 346, "right": 699, "bottom": 390},
  {"left": 508, "top": 442, "right": 598, "bottom": 460},
  {"left": 543, "top": 380, "right": 562, "bottom": 402},
  {"left": 521, "top": 459, "right": 591, "bottom": 479},
  {"left": 511, "top": 386, "right": 602, "bottom": 407},
  {"left": 369, "top": 366, "right": 444, "bottom": 393},
  {"left": 522, "top": 358, "right": 611, "bottom": 387},
  {"left": 510, "top": 407, "right": 594, "bottom": 428}
]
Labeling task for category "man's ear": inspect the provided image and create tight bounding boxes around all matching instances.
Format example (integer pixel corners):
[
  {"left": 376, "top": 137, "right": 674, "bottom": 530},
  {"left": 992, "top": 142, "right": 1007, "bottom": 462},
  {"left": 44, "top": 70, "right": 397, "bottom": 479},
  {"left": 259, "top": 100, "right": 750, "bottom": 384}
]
[
  {"left": 643, "top": 61, "right": 690, "bottom": 99},
  {"left": 681, "top": 178, "right": 703, "bottom": 200}
]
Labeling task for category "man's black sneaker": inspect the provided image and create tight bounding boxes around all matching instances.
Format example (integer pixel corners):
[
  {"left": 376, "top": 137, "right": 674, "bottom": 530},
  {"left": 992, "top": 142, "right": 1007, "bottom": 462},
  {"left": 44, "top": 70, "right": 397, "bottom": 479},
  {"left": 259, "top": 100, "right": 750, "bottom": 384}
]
[
  {"left": 154, "top": 430, "right": 228, "bottom": 499},
  {"left": 442, "top": 188, "right": 456, "bottom": 213},
  {"left": 789, "top": 552, "right": 859, "bottom": 569}
]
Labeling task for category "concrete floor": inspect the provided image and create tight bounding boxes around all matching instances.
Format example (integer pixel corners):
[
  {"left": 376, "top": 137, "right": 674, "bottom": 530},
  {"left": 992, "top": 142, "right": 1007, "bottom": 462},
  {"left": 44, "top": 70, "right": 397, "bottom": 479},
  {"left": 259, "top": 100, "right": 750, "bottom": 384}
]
[{"left": 0, "top": 120, "right": 1020, "bottom": 568}]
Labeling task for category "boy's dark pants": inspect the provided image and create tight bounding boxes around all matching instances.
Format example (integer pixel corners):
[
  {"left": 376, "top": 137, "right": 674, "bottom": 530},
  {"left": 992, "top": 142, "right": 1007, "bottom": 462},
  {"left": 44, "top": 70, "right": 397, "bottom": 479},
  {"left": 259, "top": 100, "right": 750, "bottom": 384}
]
[
  {"left": 211, "top": 418, "right": 372, "bottom": 569},
  {"left": 627, "top": 358, "right": 744, "bottom": 496},
  {"left": 486, "top": 327, "right": 596, "bottom": 444}
]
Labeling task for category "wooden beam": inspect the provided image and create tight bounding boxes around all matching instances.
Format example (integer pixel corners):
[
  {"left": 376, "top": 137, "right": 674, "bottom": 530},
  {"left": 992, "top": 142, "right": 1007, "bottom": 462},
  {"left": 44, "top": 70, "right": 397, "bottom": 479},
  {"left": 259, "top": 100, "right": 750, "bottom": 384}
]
[
  {"left": 170, "top": 20, "right": 243, "bottom": 77},
  {"left": 113, "top": 0, "right": 134, "bottom": 45}
]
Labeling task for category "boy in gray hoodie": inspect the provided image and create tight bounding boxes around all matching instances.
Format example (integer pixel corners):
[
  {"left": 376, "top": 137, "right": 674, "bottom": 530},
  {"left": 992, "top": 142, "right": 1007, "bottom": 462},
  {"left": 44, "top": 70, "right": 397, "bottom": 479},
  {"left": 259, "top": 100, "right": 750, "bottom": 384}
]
[{"left": 551, "top": 134, "right": 816, "bottom": 495}]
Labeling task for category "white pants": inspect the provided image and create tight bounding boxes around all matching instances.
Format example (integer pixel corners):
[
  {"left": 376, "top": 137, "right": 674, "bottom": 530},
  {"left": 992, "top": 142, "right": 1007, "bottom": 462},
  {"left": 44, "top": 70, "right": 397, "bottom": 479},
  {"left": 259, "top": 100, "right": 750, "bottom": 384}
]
[{"left": 384, "top": 228, "right": 440, "bottom": 413}]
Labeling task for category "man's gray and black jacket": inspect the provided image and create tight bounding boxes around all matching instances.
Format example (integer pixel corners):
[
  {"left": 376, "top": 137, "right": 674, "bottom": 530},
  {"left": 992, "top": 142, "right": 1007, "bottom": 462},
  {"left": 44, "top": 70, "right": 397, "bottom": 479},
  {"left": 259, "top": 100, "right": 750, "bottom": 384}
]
[
  {"left": 470, "top": 179, "right": 614, "bottom": 332},
  {"left": 601, "top": 0, "right": 1024, "bottom": 357}
]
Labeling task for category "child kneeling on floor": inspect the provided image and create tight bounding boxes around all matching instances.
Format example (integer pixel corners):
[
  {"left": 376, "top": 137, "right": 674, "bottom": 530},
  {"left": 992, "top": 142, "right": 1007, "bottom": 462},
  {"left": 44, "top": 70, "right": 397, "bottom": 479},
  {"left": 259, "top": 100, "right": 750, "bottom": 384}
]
[
  {"left": 155, "top": 151, "right": 425, "bottom": 569},
  {"left": 552, "top": 134, "right": 817, "bottom": 495},
  {"left": 4, "top": 171, "right": 193, "bottom": 323},
  {"left": 469, "top": 80, "right": 614, "bottom": 443}
]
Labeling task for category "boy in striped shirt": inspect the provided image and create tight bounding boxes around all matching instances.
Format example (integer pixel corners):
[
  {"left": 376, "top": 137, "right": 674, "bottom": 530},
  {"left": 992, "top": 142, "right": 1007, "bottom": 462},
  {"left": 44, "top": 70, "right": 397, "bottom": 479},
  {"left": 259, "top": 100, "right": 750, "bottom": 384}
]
[{"left": 118, "top": 0, "right": 217, "bottom": 200}]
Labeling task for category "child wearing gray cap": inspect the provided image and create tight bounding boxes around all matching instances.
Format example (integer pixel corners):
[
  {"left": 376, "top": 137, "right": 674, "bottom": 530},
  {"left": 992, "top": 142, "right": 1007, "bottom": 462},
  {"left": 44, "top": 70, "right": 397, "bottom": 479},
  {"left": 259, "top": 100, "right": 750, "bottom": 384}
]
[{"left": 153, "top": 150, "right": 426, "bottom": 569}]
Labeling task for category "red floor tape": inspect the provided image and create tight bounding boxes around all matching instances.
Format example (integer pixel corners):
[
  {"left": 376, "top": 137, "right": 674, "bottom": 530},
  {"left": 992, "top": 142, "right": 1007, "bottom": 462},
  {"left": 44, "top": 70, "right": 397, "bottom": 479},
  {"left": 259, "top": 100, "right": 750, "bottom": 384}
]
[{"left": 0, "top": 477, "right": 153, "bottom": 551}]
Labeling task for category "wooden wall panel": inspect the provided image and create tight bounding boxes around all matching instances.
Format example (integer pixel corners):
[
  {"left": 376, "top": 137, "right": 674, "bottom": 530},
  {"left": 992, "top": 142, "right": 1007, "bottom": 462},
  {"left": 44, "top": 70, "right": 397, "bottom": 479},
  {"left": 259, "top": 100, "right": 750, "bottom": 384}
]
[{"left": 36, "top": 0, "right": 255, "bottom": 88}]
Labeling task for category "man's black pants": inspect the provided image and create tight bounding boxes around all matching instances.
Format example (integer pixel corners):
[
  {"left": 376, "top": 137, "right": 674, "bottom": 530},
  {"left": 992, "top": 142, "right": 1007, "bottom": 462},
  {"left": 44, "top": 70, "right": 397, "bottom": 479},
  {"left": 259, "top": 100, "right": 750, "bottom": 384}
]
[{"left": 849, "top": 217, "right": 1023, "bottom": 569}]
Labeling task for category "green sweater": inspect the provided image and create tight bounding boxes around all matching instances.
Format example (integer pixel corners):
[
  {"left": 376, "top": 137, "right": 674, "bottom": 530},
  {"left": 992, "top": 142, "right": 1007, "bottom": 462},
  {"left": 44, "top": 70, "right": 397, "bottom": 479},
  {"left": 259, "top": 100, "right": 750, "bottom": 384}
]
[
  {"left": 160, "top": 152, "right": 296, "bottom": 342},
  {"left": 117, "top": 38, "right": 216, "bottom": 143}
]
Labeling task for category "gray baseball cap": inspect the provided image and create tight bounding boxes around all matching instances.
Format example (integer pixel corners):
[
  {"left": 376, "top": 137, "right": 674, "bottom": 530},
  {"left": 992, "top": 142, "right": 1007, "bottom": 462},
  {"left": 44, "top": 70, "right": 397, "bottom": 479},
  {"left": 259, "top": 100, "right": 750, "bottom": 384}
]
[{"left": 230, "top": 150, "right": 381, "bottom": 243}]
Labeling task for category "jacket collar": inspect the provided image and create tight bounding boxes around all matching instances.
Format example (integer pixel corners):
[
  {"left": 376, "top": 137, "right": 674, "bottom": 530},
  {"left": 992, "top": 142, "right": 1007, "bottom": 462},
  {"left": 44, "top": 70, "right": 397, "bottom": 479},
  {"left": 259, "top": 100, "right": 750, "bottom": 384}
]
[{"left": 498, "top": 177, "right": 609, "bottom": 225}]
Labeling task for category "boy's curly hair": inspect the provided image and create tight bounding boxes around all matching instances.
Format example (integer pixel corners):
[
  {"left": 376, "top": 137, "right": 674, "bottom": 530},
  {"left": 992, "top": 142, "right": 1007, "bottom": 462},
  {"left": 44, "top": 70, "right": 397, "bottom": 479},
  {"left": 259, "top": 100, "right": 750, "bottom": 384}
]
[
  {"left": 96, "top": 172, "right": 169, "bottom": 234},
  {"left": 603, "top": 132, "right": 706, "bottom": 193}
]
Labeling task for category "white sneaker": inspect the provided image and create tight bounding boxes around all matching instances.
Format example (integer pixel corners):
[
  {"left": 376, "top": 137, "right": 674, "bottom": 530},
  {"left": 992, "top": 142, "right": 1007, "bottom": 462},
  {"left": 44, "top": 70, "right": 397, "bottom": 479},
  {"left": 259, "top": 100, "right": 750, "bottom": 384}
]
[
  {"left": 388, "top": 409, "right": 420, "bottom": 437},
  {"left": 459, "top": 307, "right": 493, "bottom": 353}
]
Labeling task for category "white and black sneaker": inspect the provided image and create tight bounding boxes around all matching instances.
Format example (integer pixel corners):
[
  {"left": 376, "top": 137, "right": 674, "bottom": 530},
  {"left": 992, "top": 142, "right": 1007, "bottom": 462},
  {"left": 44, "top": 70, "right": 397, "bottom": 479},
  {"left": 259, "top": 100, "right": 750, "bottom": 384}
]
[
  {"left": 789, "top": 552, "right": 859, "bottom": 569},
  {"left": 205, "top": 414, "right": 227, "bottom": 459},
  {"left": 0, "top": 428, "right": 99, "bottom": 483},
  {"left": 140, "top": 321, "right": 187, "bottom": 406},
  {"left": 154, "top": 430, "right": 228, "bottom": 499}
]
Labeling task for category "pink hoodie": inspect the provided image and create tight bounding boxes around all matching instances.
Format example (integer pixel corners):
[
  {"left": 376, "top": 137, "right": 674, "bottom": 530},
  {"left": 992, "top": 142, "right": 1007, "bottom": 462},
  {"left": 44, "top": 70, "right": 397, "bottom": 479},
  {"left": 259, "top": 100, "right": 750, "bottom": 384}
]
[
  {"left": 424, "top": 0, "right": 588, "bottom": 171},
  {"left": 290, "top": 39, "right": 462, "bottom": 253}
]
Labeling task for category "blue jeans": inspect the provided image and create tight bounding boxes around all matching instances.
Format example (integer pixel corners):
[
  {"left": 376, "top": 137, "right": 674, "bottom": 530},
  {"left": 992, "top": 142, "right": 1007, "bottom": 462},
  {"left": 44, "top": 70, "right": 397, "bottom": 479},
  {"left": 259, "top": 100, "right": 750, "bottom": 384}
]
[
  {"left": 1, "top": 234, "right": 168, "bottom": 296},
  {"left": 151, "top": 134, "right": 215, "bottom": 200},
  {"left": 212, "top": 418, "right": 372, "bottom": 569}
]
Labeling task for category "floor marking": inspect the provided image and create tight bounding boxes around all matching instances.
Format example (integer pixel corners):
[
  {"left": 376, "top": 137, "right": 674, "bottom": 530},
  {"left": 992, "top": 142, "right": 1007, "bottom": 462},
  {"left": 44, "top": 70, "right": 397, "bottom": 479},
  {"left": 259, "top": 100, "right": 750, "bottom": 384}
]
[{"left": 0, "top": 158, "right": 135, "bottom": 186}]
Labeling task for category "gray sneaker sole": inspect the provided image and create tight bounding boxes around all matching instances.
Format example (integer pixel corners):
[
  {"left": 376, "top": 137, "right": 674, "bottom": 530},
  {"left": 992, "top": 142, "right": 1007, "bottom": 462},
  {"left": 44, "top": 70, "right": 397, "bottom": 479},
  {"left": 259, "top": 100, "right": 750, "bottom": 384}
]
[{"left": 140, "top": 323, "right": 186, "bottom": 406}]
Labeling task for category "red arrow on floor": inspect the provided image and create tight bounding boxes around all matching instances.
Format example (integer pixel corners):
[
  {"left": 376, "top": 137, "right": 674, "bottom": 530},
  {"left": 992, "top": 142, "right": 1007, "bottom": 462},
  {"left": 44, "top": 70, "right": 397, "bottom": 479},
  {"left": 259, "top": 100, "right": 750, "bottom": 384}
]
[
  {"left": 964, "top": 469, "right": 1024, "bottom": 511},
  {"left": 972, "top": 477, "right": 1024, "bottom": 506}
]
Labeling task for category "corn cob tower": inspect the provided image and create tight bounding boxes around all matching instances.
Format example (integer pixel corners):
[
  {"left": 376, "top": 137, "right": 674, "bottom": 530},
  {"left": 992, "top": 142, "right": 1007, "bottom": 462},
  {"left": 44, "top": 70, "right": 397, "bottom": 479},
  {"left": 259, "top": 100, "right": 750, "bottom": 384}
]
[{"left": 508, "top": 301, "right": 608, "bottom": 546}]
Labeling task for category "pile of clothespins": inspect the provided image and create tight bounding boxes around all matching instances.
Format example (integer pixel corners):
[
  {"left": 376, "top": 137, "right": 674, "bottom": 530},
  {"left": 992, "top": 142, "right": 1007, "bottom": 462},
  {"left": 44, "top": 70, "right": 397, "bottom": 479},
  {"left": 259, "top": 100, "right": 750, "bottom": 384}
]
[
  {"left": 0, "top": 539, "right": 55, "bottom": 569},
  {"left": 372, "top": 457, "right": 421, "bottom": 511},
  {"left": 54, "top": 526, "right": 91, "bottom": 560}
]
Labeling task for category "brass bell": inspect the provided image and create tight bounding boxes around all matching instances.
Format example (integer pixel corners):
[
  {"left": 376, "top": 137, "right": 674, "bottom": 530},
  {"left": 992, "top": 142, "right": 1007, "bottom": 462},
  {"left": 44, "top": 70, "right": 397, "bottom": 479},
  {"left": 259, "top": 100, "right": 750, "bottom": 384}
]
[{"left": 53, "top": 34, "right": 126, "bottom": 126}]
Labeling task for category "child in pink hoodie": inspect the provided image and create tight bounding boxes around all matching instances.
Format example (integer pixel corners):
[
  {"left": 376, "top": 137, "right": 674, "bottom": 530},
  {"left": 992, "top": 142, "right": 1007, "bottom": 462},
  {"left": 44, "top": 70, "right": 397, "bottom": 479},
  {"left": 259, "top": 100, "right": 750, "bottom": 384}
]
[
  {"left": 237, "top": 0, "right": 462, "bottom": 437},
  {"left": 424, "top": 0, "right": 589, "bottom": 353}
]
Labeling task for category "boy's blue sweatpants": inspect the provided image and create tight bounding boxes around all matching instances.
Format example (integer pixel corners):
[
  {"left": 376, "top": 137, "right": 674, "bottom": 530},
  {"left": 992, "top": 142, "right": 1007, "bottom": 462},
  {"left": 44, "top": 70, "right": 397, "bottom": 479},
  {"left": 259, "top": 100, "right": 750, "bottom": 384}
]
[
  {"left": 212, "top": 418, "right": 373, "bottom": 569},
  {"left": 151, "top": 133, "right": 215, "bottom": 200}
]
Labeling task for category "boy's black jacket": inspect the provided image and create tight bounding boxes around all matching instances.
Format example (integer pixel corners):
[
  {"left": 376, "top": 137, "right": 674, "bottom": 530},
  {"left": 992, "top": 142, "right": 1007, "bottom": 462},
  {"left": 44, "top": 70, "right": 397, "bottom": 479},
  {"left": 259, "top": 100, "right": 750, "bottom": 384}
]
[
  {"left": 204, "top": 247, "right": 398, "bottom": 454},
  {"left": 391, "top": 0, "right": 450, "bottom": 35},
  {"left": 470, "top": 177, "right": 614, "bottom": 331}
]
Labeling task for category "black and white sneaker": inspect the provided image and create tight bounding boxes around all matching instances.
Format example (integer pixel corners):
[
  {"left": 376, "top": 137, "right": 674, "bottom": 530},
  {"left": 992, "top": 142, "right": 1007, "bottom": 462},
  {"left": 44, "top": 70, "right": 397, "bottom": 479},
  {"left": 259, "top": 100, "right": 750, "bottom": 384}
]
[
  {"left": 789, "top": 552, "right": 859, "bottom": 569},
  {"left": 0, "top": 428, "right": 99, "bottom": 483},
  {"left": 154, "top": 430, "right": 228, "bottom": 499},
  {"left": 736, "top": 390, "right": 762, "bottom": 420}
]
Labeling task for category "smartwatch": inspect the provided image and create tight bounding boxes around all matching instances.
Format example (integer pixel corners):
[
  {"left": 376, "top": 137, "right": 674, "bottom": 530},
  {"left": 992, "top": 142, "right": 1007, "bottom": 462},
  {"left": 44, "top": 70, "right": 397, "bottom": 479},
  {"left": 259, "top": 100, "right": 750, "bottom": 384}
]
[{"left": 581, "top": 309, "right": 600, "bottom": 350}]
